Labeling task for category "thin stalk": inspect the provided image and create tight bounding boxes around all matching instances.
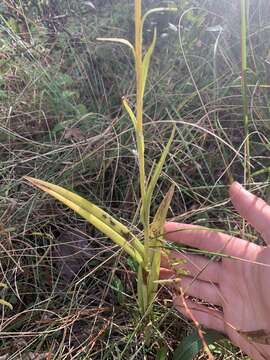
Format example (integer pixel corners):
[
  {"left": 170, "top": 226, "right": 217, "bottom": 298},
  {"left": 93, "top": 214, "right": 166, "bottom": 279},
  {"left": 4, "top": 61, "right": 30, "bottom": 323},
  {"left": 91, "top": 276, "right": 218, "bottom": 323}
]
[
  {"left": 134, "top": 0, "right": 145, "bottom": 200},
  {"left": 134, "top": 0, "right": 149, "bottom": 262},
  {"left": 240, "top": 0, "right": 250, "bottom": 183}
]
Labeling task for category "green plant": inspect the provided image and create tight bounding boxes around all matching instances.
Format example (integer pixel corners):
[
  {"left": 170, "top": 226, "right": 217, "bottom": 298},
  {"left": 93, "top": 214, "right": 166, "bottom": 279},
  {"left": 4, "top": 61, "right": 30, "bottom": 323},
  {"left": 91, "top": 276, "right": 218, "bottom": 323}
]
[
  {"left": 172, "top": 329, "right": 225, "bottom": 360},
  {"left": 25, "top": 0, "right": 177, "bottom": 329}
]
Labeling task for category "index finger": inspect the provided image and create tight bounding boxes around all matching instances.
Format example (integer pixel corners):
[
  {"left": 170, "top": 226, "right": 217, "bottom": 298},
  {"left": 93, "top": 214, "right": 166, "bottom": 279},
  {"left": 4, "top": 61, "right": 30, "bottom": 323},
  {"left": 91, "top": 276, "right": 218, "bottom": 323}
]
[
  {"left": 164, "top": 222, "right": 258, "bottom": 258},
  {"left": 230, "top": 182, "right": 270, "bottom": 245}
]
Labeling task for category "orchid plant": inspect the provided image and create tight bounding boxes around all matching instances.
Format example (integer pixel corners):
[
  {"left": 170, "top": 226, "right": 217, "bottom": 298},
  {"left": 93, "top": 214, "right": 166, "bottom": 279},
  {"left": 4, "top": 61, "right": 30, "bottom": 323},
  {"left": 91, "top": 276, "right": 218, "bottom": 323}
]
[{"left": 25, "top": 0, "right": 177, "bottom": 322}]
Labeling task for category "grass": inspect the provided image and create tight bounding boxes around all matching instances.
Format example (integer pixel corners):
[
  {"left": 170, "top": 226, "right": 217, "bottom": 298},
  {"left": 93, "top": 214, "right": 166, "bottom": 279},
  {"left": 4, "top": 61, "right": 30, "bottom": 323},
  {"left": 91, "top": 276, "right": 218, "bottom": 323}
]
[{"left": 1, "top": 0, "right": 270, "bottom": 358}]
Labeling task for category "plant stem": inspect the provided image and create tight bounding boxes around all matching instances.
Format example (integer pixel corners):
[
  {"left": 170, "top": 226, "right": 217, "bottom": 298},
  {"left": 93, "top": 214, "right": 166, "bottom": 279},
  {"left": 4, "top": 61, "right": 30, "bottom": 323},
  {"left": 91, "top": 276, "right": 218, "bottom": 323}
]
[
  {"left": 134, "top": 0, "right": 149, "bottom": 263},
  {"left": 134, "top": 0, "right": 150, "bottom": 318},
  {"left": 240, "top": 0, "right": 250, "bottom": 184},
  {"left": 134, "top": 0, "right": 145, "bottom": 200}
]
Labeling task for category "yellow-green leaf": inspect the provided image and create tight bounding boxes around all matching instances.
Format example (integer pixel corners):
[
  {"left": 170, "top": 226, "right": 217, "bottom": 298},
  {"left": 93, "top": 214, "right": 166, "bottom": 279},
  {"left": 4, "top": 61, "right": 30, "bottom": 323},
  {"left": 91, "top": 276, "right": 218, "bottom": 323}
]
[
  {"left": 0, "top": 299, "right": 13, "bottom": 310},
  {"left": 96, "top": 37, "right": 135, "bottom": 58},
  {"left": 147, "top": 185, "right": 175, "bottom": 303},
  {"left": 141, "top": 124, "right": 175, "bottom": 226},
  {"left": 142, "top": 6, "right": 178, "bottom": 28},
  {"left": 141, "top": 28, "right": 157, "bottom": 98},
  {"left": 25, "top": 177, "right": 145, "bottom": 266},
  {"left": 0, "top": 283, "right": 8, "bottom": 289},
  {"left": 137, "top": 265, "right": 148, "bottom": 315},
  {"left": 122, "top": 97, "right": 137, "bottom": 128}
]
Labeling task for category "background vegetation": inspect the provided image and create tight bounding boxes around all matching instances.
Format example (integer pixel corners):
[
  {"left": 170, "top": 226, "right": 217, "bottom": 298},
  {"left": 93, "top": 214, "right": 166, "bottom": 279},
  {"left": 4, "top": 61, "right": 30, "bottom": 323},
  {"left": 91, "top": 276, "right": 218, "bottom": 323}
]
[{"left": 1, "top": 0, "right": 270, "bottom": 358}]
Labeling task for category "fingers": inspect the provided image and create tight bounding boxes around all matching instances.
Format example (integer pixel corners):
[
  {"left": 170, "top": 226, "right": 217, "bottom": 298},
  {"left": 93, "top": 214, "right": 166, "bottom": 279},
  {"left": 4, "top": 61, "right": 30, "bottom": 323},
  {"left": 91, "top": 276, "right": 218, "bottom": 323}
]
[
  {"left": 174, "top": 296, "right": 225, "bottom": 333},
  {"left": 161, "top": 251, "right": 220, "bottom": 284},
  {"left": 164, "top": 222, "right": 258, "bottom": 258},
  {"left": 160, "top": 267, "right": 175, "bottom": 280},
  {"left": 230, "top": 182, "right": 270, "bottom": 244},
  {"left": 180, "top": 277, "right": 223, "bottom": 306}
]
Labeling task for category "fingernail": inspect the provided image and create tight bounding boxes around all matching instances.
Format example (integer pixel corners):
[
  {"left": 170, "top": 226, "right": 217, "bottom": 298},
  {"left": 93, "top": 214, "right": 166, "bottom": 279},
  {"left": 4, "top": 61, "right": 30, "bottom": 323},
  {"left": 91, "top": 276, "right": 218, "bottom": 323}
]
[
  {"left": 230, "top": 181, "right": 243, "bottom": 195},
  {"left": 232, "top": 181, "right": 242, "bottom": 189}
]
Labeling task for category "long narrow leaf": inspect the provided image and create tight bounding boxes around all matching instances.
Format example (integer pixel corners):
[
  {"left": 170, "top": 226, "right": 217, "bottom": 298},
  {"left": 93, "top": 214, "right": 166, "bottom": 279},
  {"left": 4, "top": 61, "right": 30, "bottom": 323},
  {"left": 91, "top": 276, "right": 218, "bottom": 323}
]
[
  {"left": 141, "top": 124, "right": 175, "bottom": 226},
  {"left": 96, "top": 37, "right": 135, "bottom": 58},
  {"left": 0, "top": 299, "right": 13, "bottom": 310},
  {"left": 122, "top": 97, "right": 137, "bottom": 128},
  {"left": 26, "top": 177, "right": 144, "bottom": 256},
  {"left": 141, "top": 28, "right": 157, "bottom": 98},
  {"left": 147, "top": 185, "right": 175, "bottom": 303},
  {"left": 25, "top": 177, "right": 145, "bottom": 265},
  {"left": 137, "top": 265, "right": 148, "bottom": 315},
  {"left": 142, "top": 6, "right": 178, "bottom": 28}
]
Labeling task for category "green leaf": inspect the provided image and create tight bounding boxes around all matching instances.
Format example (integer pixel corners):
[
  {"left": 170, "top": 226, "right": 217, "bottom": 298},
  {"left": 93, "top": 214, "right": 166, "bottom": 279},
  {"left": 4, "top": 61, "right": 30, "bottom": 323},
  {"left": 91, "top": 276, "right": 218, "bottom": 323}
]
[
  {"left": 156, "top": 345, "right": 168, "bottom": 360},
  {"left": 141, "top": 124, "right": 175, "bottom": 226},
  {"left": 141, "top": 28, "right": 157, "bottom": 98},
  {"left": 172, "top": 329, "right": 224, "bottom": 360},
  {"left": 6, "top": 18, "right": 19, "bottom": 33},
  {"left": 112, "top": 275, "right": 124, "bottom": 305},
  {"left": 122, "top": 97, "right": 137, "bottom": 128},
  {"left": 137, "top": 265, "right": 148, "bottom": 315},
  {"left": 127, "top": 257, "right": 138, "bottom": 273},
  {"left": 147, "top": 184, "right": 175, "bottom": 303},
  {"left": 25, "top": 177, "right": 145, "bottom": 266}
]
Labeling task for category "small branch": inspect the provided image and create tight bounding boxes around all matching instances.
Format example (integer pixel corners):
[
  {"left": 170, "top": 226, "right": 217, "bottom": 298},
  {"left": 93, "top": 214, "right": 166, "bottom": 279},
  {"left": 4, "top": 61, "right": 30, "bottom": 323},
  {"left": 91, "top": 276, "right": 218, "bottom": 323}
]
[{"left": 180, "top": 288, "right": 214, "bottom": 360}]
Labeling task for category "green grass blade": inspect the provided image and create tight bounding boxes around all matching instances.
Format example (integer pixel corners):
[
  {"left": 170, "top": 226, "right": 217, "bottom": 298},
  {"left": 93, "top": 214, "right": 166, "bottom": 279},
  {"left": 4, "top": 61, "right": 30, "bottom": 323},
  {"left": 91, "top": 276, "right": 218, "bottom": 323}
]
[
  {"left": 141, "top": 28, "right": 157, "bottom": 98},
  {"left": 147, "top": 185, "right": 175, "bottom": 303},
  {"left": 25, "top": 177, "right": 145, "bottom": 265}
]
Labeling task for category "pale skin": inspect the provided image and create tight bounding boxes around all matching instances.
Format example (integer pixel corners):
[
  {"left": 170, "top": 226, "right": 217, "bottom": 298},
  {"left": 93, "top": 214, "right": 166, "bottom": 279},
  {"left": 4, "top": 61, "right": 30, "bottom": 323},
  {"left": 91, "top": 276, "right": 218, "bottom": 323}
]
[{"left": 161, "top": 182, "right": 270, "bottom": 359}]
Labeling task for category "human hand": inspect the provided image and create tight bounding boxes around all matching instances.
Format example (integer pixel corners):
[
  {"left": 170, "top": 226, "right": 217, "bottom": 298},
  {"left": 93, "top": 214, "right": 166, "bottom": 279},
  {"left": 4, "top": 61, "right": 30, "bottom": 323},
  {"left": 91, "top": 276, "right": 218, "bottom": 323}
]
[{"left": 161, "top": 182, "right": 270, "bottom": 359}]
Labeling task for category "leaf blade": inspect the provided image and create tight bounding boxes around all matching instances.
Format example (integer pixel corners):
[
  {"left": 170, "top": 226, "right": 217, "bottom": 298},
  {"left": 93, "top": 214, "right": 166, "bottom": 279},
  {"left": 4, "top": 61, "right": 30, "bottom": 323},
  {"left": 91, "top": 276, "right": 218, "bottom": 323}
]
[
  {"left": 122, "top": 97, "right": 137, "bottom": 129},
  {"left": 147, "top": 184, "right": 175, "bottom": 303},
  {"left": 142, "top": 6, "right": 178, "bottom": 28},
  {"left": 0, "top": 299, "right": 13, "bottom": 310},
  {"left": 172, "top": 329, "right": 224, "bottom": 360},
  {"left": 96, "top": 37, "right": 135, "bottom": 58},
  {"left": 141, "top": 124, "right": 175, "bottom": 226},
  {"left": 141, "top": 28, "right": 157, "bottom": 98},
  {"left": 25, "top": 177, "right": 145, "bottom": 265}
]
